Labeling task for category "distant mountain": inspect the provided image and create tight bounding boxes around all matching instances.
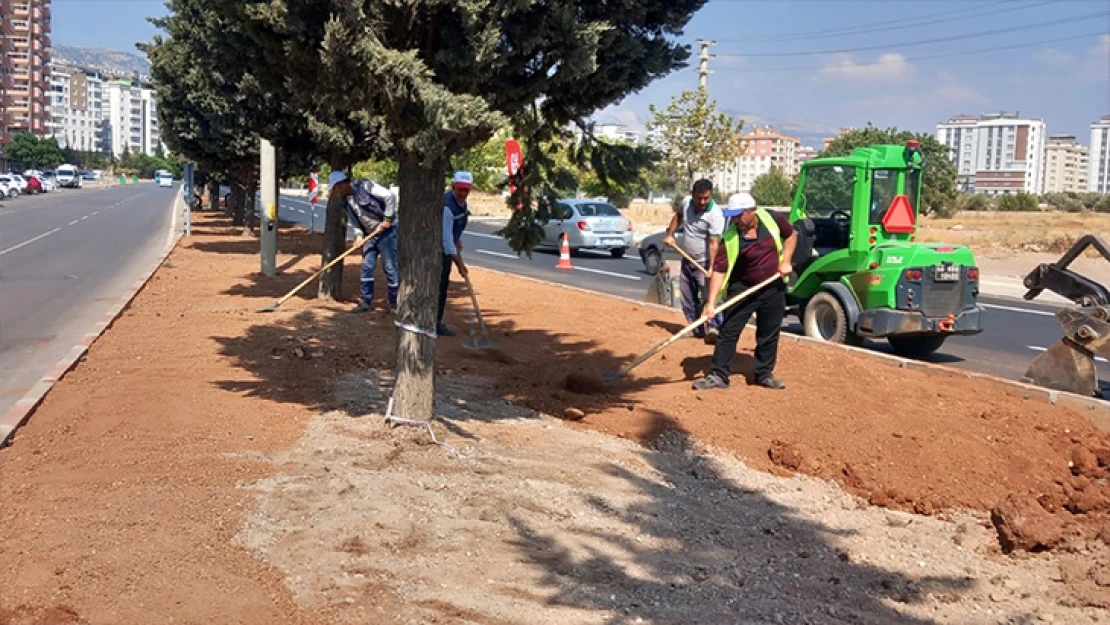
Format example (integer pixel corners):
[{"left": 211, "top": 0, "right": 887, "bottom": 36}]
[{"left": 52, "top": 45, "right": 150, "bottom": 78}]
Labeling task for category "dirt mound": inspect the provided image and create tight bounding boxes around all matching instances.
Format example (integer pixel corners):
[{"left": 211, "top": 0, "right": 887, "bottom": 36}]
[
  {"left": 991, "top": 495, "right": 1065, "bottom": 554},
  {"left": 768, "top": 440, "right": 803, "bottom": 471},
  {"left": 562, "top": 371, "right": 607, "bottom": 395}
]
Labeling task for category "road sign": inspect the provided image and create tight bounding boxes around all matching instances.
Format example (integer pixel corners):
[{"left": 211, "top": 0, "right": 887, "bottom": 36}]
[
  {"left": 307, "top": 172, "right": 319, "bottom": 204},
  {"left": 505, "top": 139, "right": 523, "bottom": 211}
]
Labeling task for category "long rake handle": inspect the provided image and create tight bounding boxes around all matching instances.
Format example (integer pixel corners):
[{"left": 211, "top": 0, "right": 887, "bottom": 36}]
[
  {"left": 463, "top": 275, "right": 490, "bottom": 341},
  {"left": 274, "top": 237, "right": 366, "bottom": 306},
  {"left": 669, "top": 241, "right": 711, "bottom": 277},
  {"left": 615, "top": 273, "right": 782, "bottom": 378}
]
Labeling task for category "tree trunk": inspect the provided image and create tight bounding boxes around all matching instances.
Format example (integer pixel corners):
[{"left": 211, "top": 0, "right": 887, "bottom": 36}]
[
  {"left": 243, "top": 178, "right": 257, "bottom": 236},
  {"left": 219, "top": 181, "right": 231, "bottom": 216},
  {"left": 231, "top": 181, "right": 245, "bottom": 227},
  {"left": 392, "top": 151, "right": 446, "bottom": 422},
  {"left": 318, "top": 186, "right": 348, "bottom": 300},
  {"left": 208, "top": 181, "right": 220, "bottom": 212}
]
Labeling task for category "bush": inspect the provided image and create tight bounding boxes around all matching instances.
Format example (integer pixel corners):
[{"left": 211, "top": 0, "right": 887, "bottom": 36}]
[
  {"left": 1094, "top": 194, "right": 1110, "bottom": 213},
  {"left": 994, "top": 192, "right": 1039, "bottom": 212},
  {"left": 957, "top": 193, "right": 993, "bottom": 212}
]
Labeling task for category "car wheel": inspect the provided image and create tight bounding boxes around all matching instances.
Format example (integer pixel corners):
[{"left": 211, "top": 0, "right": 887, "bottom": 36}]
[
  {"left": 610, "top": 247, "right": 627, "bottom": 259},
  {"left": 802, "top": 291, "right": 863, "bottom": 346},
  {"left": 887, "top": 335, "right": 947, "bottom": 359},
  {"left": 643, "top": 247, "right": 662, "bottom": 275}
]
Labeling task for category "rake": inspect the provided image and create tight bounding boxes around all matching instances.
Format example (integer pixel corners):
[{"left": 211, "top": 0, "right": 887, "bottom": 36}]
[
  {"left": 255, "top": 236, "right": 368, "bottom": 313},
  {"left": 602, "top": 273, "right": 782, "bottom": 381},
  {"left": 461, "top": 274, "right": 493, "bottom": 349}
]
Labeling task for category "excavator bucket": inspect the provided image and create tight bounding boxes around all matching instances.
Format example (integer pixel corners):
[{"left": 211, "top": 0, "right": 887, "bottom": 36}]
[{"left": 1021, "top": 235, "right": 1110, "bottom": 398}]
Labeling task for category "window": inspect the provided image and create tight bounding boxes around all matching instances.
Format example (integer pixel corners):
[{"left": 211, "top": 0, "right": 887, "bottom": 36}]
[
  {"left": 802, "top": 165, "right": 856, "bottom": 218},
  {"left": 573, "top": 202, "right": 621, "bottom": 217},
  {"left": 869, "top": 169, "right": 899, "bottom": 224}
]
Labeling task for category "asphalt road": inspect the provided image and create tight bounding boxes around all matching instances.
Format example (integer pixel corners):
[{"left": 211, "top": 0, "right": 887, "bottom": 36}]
[
  {"left": 0, "top": 183, "right": 179, "bottom": 417},
  {"left": 268, "top": 193, "right": 1108, "bottom": 397}
]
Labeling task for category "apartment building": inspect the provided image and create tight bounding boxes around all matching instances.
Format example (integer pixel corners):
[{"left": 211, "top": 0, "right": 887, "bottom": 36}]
[
  {"left": 1089, "top": 115, "right": 1110, "bottom": 194},
  {"left": 48, "top": 63, "right": 104, "bottom": 152},
  {"left": 593, "top": 122, "right": 641, "bottom": 145},
  {"left": 936, "top": 112, "right": 1047, "bottom": 195},
  {"left": 1042, "top": 135, "right": 1088, "bottom": 194},
  {"left": 796, "top": 145, "right": 819, "bottom": 167},
  {"left": 707, "top": 126, "right": 801, "bottom": 194},
  {"left": 101, "top": 77, "right": 163, "bottom": 158},
  {"left": 1, "top": 0, "right": 53, "bottom": 148}
]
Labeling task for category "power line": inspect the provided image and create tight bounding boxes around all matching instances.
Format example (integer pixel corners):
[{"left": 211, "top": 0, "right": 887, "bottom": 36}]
[
  {"left": 714, "top": 11, "right": 1107, "bottom": 57},
  {"left": 710, "top": 30, "right": 1108, "bottom": 73},
  {"left": 715, "top": 0, "right": 1056, "bottom": 44}
]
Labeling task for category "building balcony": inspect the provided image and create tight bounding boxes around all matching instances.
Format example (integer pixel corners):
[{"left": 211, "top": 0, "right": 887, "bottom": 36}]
[
  {"left": 42, "top": 4, "right": 50, "bottom": 19},
  {"left": 11, "top": 37, "right": 30, "bottom": 49}
]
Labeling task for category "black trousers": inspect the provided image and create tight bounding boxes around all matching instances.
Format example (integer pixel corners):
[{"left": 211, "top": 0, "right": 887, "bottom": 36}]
[
  {"left": 437, "top": 253, "right": 452, "bottom": 326},
  {"left": 710, "top": 280, "right": 786, "bottom": 382}
]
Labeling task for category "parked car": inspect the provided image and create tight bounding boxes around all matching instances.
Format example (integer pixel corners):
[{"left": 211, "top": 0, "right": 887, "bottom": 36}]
[
  {"left": 8, "top": 173, "right": 28, "bottom": 194},
  {"left": 25, "top": 175, "right": 44, "bottom": 194},
  {"left": 158, "top": 173, "right": 174, "bottom": 188},
  {"left": 0, "top": 175, "right": 20, "bottom": 198},
  {"left": 539, "top": 199, "right": 634, "bottom": 258},
  {"left": 638, "top": 229, "right": 686, "bottom": 275},
  {"left": 55, "top": 164, "right": 82, "bottom": 188}
]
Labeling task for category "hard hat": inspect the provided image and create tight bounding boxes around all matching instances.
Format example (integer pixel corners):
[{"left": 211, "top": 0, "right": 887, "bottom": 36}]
[{"left": 723, "top": 192, "right": 756, "bottom": 218}]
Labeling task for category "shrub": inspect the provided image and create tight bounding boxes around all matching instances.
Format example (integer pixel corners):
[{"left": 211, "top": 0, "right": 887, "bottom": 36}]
[
  {"left": 994, "top": 192, "right": 1039, "bottom": 212},
  {"left": 957, "top": 193, "right": 993, "bottom": 212}
]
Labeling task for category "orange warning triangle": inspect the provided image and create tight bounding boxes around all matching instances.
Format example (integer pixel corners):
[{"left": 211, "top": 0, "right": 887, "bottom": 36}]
[{"left": 881, "top": 195, "right": 916, "bottom": 234}]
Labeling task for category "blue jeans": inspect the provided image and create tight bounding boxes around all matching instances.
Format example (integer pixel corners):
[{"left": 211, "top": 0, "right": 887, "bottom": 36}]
[
  {"left": 361, "top": 228, "right": 398, "bottom": 306},
  {"left": 680, "top": 258, "right": 722, "bottom": 334}
]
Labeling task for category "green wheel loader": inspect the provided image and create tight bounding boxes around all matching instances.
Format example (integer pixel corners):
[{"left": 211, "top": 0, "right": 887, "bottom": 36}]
[{"left": 784, "top": 141, "right": 984, "bottom": 357}]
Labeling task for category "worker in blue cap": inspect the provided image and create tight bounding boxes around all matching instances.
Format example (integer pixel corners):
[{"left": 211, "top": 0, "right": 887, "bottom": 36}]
[{"left": 437, "top": 170, "right": 473, "bottom": 336}]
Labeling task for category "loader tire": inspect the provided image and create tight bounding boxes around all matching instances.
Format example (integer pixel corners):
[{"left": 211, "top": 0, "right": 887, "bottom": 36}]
[
  {"left": 803, "top": 291, "right": 863, "bottom": 347},
  {"left": 887, "top": 335, "right": 947, "bottom": 359}
]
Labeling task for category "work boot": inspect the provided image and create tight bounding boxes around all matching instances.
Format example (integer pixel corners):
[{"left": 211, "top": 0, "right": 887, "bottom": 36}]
[
  {"left": 692, "top": 373, "right": 729, "bottom": 390},
  {"left": 704, "top": 326, "right": 719, "bottom": 345},
  {"left": 351, "top": 300, "right": 372, "bottom": 313},
  {"left": 437, "top": 323, "right": 457, "bottom": 337},
  {"left": 755, "top": 376, "right": 786, "bottom": 390}
]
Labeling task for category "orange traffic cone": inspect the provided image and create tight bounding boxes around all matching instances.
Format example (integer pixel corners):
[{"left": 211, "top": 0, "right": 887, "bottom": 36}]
[{"left": 556, "top": 233, "right": 573, "bottom": 270}]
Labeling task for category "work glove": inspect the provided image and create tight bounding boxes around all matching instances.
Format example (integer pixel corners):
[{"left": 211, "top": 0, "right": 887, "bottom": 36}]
[{"left": 353, "top": 229, "right": 365, "bottom": 239}]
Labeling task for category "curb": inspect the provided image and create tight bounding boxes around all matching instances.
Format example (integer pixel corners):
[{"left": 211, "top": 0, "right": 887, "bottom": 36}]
[
  {"left": 0, "top": 188, "right": 187, "bottom": 448},
  {"left": 470, "top": 265, "right": 1110, "bottom": 433}
]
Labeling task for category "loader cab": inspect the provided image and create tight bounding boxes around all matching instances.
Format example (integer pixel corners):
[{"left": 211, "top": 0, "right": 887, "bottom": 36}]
[{"left": 787, "top": 143, "right": 924, "bottom": 286}]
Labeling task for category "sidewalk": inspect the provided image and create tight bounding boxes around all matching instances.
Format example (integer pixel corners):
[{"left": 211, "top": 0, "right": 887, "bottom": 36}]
[{"left": 2, "top": 211, "right": 1108, "bottom": 623}]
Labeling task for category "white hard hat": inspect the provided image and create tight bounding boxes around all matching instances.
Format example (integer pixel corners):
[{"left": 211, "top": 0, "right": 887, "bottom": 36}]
[{"left": 724, "top": 192, "right": 756, "bottom": 217}]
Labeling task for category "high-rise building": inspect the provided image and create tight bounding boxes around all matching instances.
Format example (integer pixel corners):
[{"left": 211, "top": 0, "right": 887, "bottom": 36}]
[
  {"left": 936, "top": 112, "right": 1047, "bottom": 195},
  {"left": 1, "top": 0, "right": 53, "bottom": 148},
  {"left": 101, "top": 77, "right": 163, "bottom": 158},
  {"left": 48, "top": 64, "right": 104, "bottom": 153},
  {"left": 796, "top": 145, "right": 819, "bottom": 168},
  {"left": 1089, "top": 115, "right": 1110, "bottom": 194},
  {"left": 1042, "top": 135, "right": 1088, "bottom": 194},
  {"left": 707, "top": 126, "right": 800, "bottom": 194}
]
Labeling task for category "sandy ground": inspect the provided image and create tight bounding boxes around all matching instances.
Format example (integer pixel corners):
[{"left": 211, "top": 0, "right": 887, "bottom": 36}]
[{"left": 1, "top": 211, "right": 1108, "bottom": 624}]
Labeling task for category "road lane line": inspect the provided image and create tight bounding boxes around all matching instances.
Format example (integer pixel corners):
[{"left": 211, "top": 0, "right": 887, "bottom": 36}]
[
  {"left": 465, "top": 232, "right": 502, "bottom": 240},
  {"left": 1027, "top": 345, "right": 1108, "bottom": 364},
  {"left": 68, "top": 219, "right": 81, "bottom": 226},
  {"left": 475, "top": 249, "right": 518, "bottom": 260},
  {"left": 574, "top": 266, "right": 642, "bottom": 281},
  {"left": 0, "top": 227, "right": 61, "bottom": 256},
  {"left": 982, "top": 303, "right": 1055, "bottom": 317},
  {"left": 90, "top": 211, "right": 99, "bottom": 216},
  {"left": 80, "top": 215, "right": 90, "bottom": 221}
]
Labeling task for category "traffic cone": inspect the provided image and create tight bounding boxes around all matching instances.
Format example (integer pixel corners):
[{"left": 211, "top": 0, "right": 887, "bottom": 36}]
[{"left": 556, "top": 233, "right": 573, "bottom": 270}]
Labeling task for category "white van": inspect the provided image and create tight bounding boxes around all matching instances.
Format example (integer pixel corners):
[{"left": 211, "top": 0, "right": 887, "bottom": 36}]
[{"left": 55, "top": 164, "right": 82, "bottom": 189}]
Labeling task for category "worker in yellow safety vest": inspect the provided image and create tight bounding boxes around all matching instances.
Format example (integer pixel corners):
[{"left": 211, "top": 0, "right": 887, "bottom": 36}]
[{"left": 694, "top": 192, "right": 797, "bottom": 391}]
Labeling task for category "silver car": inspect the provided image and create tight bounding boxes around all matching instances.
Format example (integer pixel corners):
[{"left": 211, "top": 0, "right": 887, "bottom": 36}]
[{"left": 541, "top": 199, "right": 634, "bottom": 258}]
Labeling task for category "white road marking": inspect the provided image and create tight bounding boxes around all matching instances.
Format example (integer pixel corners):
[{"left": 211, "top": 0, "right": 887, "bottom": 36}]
[
  {"left": 90, "top": 211, "right": 99, "bottom": 216},
  {"left": 1027, "top": 345, "right": 1108, "bottom": 364},
  {"left": 0, "top": 227, "right": 61, "bottom": 256},
  {"left": 475, "top": 249, "right": 518, "bottom": 260},
  {"left": 68, "top": 219, "right": 81, "bottom": 226},
  {"left": 982, "top": 303, "right": 1055, "bottom": 317},
  {"left": 465, "top": 232, "right": 502, "bottom": 240},
  {"left": 574, "top": 266, "right": 642, "bottom": 281},
  {"left": 80, "top": 215, "right": 90, "bottom": 221}
]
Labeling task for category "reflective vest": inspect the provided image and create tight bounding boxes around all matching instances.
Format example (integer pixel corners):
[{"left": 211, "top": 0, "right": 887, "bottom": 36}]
[{"left": 718, "top": 208, "right": 783, "bottom": 298}]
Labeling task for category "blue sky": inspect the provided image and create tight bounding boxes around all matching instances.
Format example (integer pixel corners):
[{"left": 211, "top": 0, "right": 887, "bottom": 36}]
[{"left": 52, "top": 0, "right": 1109, "bottom": 147}]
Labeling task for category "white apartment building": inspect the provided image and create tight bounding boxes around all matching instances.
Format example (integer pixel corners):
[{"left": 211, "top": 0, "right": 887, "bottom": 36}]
[
  {"left": 936, "top": 112, "right": 1046, "bottom": 195},
  {"left": 1089, "top": 115, "right": 1110, "bottom": 194},
  {"left": 707, "top": 126, "right": 800, "bottom": 194},
  {"left": 593, "top": 122, "right": 641, "bottom": 145},
  {"left": 48, "top": 64, "right": 104, "bottom": 152},
  {"left": 101, "top": 77, "right": 164, "bottom": 158},
  {"left": 1042, "top": 135, "right": 1088, "bottom": 194},
  {"left": 796, "top": 145, "right": 819, "bottom": 167}
]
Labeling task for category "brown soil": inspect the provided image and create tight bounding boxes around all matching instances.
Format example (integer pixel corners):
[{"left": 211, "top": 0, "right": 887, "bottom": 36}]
[{"left": 2, "top": 211, "right": 1110, "bottom": 623}]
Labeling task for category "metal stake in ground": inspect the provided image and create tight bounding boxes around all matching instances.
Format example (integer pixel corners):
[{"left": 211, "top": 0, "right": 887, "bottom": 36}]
[{"left": 602, "top": 273, "right": 782, "bottom": 381}]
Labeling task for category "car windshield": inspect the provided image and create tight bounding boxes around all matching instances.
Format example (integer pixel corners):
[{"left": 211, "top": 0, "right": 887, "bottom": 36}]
[{"left": 574, "top": 202, "right": 621, "bottom": 217}]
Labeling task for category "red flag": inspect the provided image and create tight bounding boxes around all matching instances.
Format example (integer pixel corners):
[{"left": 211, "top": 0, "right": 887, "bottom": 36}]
[{"left": 505, "top": 140, "right": 523, "bottom": 211}]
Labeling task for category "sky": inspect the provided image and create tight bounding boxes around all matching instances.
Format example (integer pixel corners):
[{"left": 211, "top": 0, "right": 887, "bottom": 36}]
[{"left": 50, "top": 0, "right": 1109, "bottom": 147}]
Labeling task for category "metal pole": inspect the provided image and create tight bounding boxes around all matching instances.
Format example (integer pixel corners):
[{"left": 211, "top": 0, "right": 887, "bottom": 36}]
[
  {"left": 260, "top": 138, "right": 278, "bottom": 275},
  {"left": 696, "top": 39, "right": 716, "bottom": 92},
  {"left": 183, "top": 162, "right": 194, "bottom": 236}
]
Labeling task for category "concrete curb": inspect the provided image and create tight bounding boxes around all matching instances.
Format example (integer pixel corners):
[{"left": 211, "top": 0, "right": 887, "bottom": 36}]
[
  {"left": 470, "top": 265, "right": 1110, "bottom": 432},
  {"left": 0, "top": 187, "right": 187, "bottom": 448}
]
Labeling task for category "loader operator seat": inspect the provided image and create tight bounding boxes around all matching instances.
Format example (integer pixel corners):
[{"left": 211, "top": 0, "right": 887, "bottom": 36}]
[{"left": 791, "top": 218, "right": 818, "bottom": 275}]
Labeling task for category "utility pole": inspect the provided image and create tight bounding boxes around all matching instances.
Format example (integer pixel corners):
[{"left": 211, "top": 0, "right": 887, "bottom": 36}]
[
  {"left": 260, "top": 138, "right": 278, "bottom": 275},
  {"left": 697, "top": 39, "right": 716, "bottom": 92}
]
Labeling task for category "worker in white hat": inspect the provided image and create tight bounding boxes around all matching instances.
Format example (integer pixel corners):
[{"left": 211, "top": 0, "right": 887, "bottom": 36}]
[
  {"left": 329, "top": 167, "right": 399, "bottom": 313},
  {"left": 437, "top": 170, "right": 474, "bottom": 336},
  {"left": 694, "top": 191, "right": 797, "bottom": 391}
]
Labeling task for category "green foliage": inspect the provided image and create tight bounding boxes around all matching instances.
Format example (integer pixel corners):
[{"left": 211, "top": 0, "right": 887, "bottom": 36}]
[
  {"left": 994, "top": 191, "right": 1040, "bottom": 212},
  {"left": 351, "top": 159, "right": 399, "bottom": 187},
  {"left": 1040, "top": 192, "right": 1110, "bottom": 213},
  {"left": 118, "top": 151, "right": 181, "bottom": 179},
  {"left": 823, "top": 123, "right": 957, "bottom": 217},
  {"left": 646, "top": 88, "right": 745, "bottom": 189},
  {"left": 59, "top": 148, "right": 110, "bottom": 170},
  {"left": 4, "top": 133, "right": 63, "bottom": 168},
  {"left": 957, "top": 193, "right": 994, "bottom": 212},
  {"left": 450, "top": 131, "right": 510, "bottom": 193},
  {"left": 750, "top": 167, "right": 795, "bottom": 206}
]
